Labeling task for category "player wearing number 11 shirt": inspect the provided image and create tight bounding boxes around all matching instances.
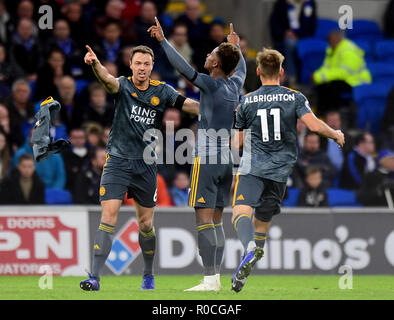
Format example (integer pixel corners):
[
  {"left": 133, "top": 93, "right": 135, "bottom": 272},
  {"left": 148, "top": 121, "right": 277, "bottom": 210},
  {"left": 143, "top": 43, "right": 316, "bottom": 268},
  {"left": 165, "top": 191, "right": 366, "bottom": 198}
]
[{"left": 231, "top": 48, "right": 345, "bottom": 293}]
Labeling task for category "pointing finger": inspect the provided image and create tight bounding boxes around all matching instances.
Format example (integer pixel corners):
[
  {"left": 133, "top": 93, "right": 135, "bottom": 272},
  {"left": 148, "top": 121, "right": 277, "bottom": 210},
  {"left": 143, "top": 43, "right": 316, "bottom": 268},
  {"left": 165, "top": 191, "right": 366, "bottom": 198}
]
[
  {"left": 86, "top": 45, "right": 94, "bottom": 54},
  {"left": 230, "top": 23, "right": 234, "bottom": 34},
  {"left": 155, "top": 16, "right": 161, "bottom": 27}
]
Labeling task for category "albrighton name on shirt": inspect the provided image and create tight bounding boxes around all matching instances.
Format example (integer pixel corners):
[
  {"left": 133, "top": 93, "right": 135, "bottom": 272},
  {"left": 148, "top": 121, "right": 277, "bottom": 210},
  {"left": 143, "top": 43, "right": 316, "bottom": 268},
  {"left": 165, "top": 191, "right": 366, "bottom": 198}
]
[{"left": 244, "top": 93, "right": 296, "bottom": 104}]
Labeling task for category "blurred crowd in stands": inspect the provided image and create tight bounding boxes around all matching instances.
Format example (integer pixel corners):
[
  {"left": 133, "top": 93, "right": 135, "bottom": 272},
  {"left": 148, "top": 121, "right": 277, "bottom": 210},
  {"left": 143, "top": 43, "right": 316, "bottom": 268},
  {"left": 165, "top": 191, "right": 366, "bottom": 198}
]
[{"left": 0, "top": 0, "right": 394, "bottom": 208}]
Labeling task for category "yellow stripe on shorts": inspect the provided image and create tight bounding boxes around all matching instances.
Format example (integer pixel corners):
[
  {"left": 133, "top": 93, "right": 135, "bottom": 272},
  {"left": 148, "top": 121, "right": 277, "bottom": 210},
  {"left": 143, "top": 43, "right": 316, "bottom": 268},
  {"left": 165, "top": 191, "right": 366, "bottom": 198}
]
[
  {"left": 232, "top": 172, "right": 240, "bottom": 207},
  {"left": 192, "top": 157, "right": 201, "bottom": 206}
]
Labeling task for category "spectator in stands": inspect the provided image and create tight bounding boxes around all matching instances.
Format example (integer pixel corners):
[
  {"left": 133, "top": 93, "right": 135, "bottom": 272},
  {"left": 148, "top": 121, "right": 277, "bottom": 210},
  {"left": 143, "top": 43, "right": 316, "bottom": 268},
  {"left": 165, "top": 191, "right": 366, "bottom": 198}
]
[
  {"left": 62, "top": 127, "right": 89, "bottom": 192},
  {"left": 297, "top": 166, "right": 328, "bottom": 207},
  {"left": 175, "top": 0, "right": 209, "bottom": 72},
  {"left": 0, "top": 129, "right": 11, "bottom": 182},
  {"left": 384, "top": 0, "right": 394, "bottom": 38},
  {"left": 81, "top": 82, "right": 114, "bottom": 128},
  {"left": 270, "top": 0, "right": 317, "bottom": 87},
  {"left": 101, "top": 126, "right": 111, "bottom": 147},
  {"left": 93, "top": 0, "right": 135, "bottom": 43},
  {"left": 340, "top": 132, "right": 375, "bottom": 190},
  {"left": 15, "top": 0, "right": 35, "bottom": 21},
  {"left": 45, "top": 19, "right": 84, "bottom": 79},
  {"left": 322, "top": 110, "right": 345, "bottom": 172},
  {"left": 357, "top": 149, "right": 394, "bottom": 207},
  {"left": 205, "top": 20, "right": 226, "bottom": 53},
  {"left": 312, "top": 30, "right": 372, "bottom": 116},
  {"left": 133, "top": 0, "right": 164, "bottom": 53},
  {"left": 34, "top": 47, "right": 71, "bottom": 102},
  {"left": 168, "top": 22, "right": 193, "bottom": 67},
  {"left": 72, "top": 146, "right": 106, "bottom": 204},
  {"left": 57, "top": 75, "right": 83, "bottom": 131},
  {"left": 239, "top": 35, "right": 260, "bottom": 94},
  {"left": 0, "top": 103, "right": 24, "bottom": 152},
  {"left": 9, "top": 17, "right": 42, "bottom": 81},
  {"left": 13, "top": 130, "right": 66, "bottom": 190},
  {"left": 84, "top": 122, "right": 104, "bottom": 148},
  {"left": 0, "top": 153, "right": 45, "bottom": 204},
  {"left": 294, "top": 131, "right": 337, "bottom": 188},
  {"left": 61, "top": 1, "right": 91, "bottom": 46},
  {"left": 4, "top": 79, "right": 34, "bottom": 130},
  {"left": 94, "top": 20, "right": 124, "bottom": 64},
  {"left": 124, "top": 173, "right": 173, "bottom": 207},
  {"left": 380, "top": 85, "right": 394, "bottom": 146},
  {"left": 158, "top": 108, "right": 183, "bottom": 186},
  {"left": 117, "top": 45, "right": 134, "bottom": 76},
  {"left": 170, "top": 171, "right": 190, "bottom": 206},
  {"left": 103, "top": 61, "right": 118, "bottom": 78},
  {"left": 297, "top": 118, "right": 307, "bottom": 149},
  {"left": 0, "top": 44, "right": 23, "bottom": 94},
  {"left": 0, "top": 0, "right": 12, "bottom": 44}
]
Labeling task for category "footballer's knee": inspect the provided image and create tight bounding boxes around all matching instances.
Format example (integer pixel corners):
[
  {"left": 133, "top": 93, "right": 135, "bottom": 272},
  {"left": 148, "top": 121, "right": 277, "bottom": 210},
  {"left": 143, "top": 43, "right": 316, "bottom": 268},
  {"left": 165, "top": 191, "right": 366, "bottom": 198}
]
[
  {"left": 100, "top": 199, "right": 122, "bottom": 226},
  {"left": 137, "top": 213, "right": 153, "bottom": 232},
  {"left": 231, "top": 204, "right": 253, "bottom": 223}
]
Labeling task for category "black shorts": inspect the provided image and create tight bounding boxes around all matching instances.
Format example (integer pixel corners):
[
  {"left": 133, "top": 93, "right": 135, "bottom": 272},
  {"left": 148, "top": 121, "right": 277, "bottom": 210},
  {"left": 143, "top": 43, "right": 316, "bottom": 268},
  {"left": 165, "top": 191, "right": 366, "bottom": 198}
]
[
  {"left": 188, "top": 156, "right": 233, "bottom": 209},
  {"left": 232, "top": 173, "right": 286, "bottom": 222},
  {"left": 100, "top": 154, "right": 157, "bottom": 208}
]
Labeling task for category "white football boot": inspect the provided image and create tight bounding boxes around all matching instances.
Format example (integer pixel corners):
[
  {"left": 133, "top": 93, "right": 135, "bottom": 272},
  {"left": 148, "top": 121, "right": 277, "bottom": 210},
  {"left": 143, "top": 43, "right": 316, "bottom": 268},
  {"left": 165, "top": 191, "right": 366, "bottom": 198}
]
[{"left": 184, "top": 275, "right": 219, "bottom": 292}]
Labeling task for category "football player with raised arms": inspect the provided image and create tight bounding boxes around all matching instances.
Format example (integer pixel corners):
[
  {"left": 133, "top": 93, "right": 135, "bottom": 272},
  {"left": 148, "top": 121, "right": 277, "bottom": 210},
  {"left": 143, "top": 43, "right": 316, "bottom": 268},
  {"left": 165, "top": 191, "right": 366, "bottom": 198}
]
[
  {"left": 231, "top": 48, "right": 345, "bottom": 292},
  {"left": 149, "top": 19, "right": 246, "bottom": 291},
  {"left": 80, "top": 44, "right": 199, "bottom": 291}
]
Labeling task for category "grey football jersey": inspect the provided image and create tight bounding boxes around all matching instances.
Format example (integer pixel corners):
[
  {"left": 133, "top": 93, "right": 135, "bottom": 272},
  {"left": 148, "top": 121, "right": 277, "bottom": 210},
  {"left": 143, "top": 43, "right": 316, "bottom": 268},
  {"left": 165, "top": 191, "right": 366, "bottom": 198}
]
[
  {"left": 160, "top": 39, "right": 246, "bottom": 160},
  {"left": 106, "top": 76, "right": 180, "bottom": 160},
  {"left": 235, "top": 85, "right": 312, "bottom": 182}
]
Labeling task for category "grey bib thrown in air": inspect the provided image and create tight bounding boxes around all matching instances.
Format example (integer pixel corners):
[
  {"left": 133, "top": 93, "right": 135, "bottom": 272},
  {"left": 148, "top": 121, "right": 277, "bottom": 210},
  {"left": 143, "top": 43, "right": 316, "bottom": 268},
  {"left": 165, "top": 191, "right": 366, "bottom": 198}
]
[{"left": 31, "top": 96, "right": 71, "bottom": 162}]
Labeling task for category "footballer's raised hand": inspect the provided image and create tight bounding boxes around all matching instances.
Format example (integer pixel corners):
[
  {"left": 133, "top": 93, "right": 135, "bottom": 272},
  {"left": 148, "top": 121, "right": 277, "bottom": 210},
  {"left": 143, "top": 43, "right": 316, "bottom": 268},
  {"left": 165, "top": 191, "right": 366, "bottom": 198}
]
[
  {"left": 147, "top": 16, "right": 165, "bottom": 42},
  {"left": 227, "top": 23, "right": 240, "bottom": 46},
  {"left": 84, "top": 45, "right": 98, "bottom": 65}
]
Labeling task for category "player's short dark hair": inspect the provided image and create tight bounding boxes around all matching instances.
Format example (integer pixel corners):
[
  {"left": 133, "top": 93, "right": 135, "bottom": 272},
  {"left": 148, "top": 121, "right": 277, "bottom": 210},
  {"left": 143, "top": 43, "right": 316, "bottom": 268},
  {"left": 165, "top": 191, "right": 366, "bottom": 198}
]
[
  {"left": 129, "top": 45, "right": 155, "bottom": 62},
  {"left": 216, "top": 42, "right": 240, "bottom": 76},
  {"left": 18, "top": 153, "right": 34, "bottom": 164},
  {"left": 305, "top": 166, "right": 322, "bottom": 177},
  {"left": 355, "top": 132, "right": 372, "bottom": 146},
  {"left": 256, "top": 48, "right": 284, "bottom": 79}
]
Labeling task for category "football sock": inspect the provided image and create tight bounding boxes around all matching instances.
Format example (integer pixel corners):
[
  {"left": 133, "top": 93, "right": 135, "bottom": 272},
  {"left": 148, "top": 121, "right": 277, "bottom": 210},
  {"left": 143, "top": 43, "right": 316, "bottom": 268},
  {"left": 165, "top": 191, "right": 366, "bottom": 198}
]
[
  {"left": 233, "top": 214, "right": 255, "bottom": 253},
  {"left": 197, "top": 223, "right": 217, "bottom": 276},
  {"left": 139, "top": 227, "right": 156, "bottom": 276},
  {"left": 92, "top": 222, "right": 115, "bottom": 281},
  {"left": 214, "top": 221, "right": 225, "bottom": 274},
  {"left": 254, "top": 232, "right": 267, "bottom": 249}
]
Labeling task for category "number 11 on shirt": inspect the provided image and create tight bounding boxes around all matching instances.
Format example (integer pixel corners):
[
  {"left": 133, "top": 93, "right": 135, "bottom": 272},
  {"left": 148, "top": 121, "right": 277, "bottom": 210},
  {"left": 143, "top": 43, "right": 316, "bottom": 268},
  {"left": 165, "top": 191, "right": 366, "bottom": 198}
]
[{"left": 257, "top": 108, "right": 281, "bottom": 142}]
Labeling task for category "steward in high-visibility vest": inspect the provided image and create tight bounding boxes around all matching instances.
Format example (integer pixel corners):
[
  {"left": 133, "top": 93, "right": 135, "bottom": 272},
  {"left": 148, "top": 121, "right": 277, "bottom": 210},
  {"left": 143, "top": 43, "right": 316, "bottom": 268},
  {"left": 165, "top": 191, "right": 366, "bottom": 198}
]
[{"left": 313, "top": 31, "right": 372, "bottom": 87}]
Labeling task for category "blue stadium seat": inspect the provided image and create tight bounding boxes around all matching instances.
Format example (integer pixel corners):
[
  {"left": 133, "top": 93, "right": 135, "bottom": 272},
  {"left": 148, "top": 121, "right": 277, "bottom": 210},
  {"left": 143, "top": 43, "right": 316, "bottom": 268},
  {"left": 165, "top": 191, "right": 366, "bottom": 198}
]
[
  {"left": 296, "top": 38, "right": 327, "bottom": 84},
  {"left": 374, "top": 40, "right": 394, "bottom": 63},
  {"left": 45, "top": 188, "right": 73, "bottom": 205},
  {"left": 282, "top": 188, "right": 300, "bottom": 207},
  {"left": 353, "top": 40, "right": 374, "bottom": 63},
  {"left": 367, "top": 62, "right": 394, "bottom": 85},
  {"left": 327, "top": 188, "right": 361, "bottom": 207},
  {"left": 314, "top": 18, "right": 339, "bottom": 40},
  {"left": 28, "top": 81, "right": 36, "bottom": 100},
  {"left": 75, "top": 79, "right": 90, "bottom": 95},
  {"left": 353, "top": 83, "right": 393, "bottom": 134},
  {"left": 346, "top": 19, "right": 383, "bottom": 44}
]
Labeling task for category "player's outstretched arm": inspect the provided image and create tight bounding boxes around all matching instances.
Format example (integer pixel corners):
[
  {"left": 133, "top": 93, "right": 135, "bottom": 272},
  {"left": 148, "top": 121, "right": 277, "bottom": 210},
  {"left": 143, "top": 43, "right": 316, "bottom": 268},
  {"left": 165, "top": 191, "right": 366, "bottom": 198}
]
[
  {"left": 148, "top": 17, "right": 210, "bottom": 91},
  {"left": 84, "top": 45, "right": 119, "bottom": 94},
  {"left": 227, "top": 23, "right": 246, "bottom": 88},
  {"left": 300, "top": 112, "right": 345, "bottom": 147},
  {"left": 181, "top": 98, "right": 199, "bottom": 115}
]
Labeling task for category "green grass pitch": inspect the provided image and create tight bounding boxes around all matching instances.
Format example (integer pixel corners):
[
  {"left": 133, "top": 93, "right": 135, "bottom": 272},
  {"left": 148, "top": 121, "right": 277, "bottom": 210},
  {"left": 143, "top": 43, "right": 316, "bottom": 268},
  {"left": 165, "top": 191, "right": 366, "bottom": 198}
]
[{"left": 0, "top": 275, "right": 393, "bottom": 300}]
